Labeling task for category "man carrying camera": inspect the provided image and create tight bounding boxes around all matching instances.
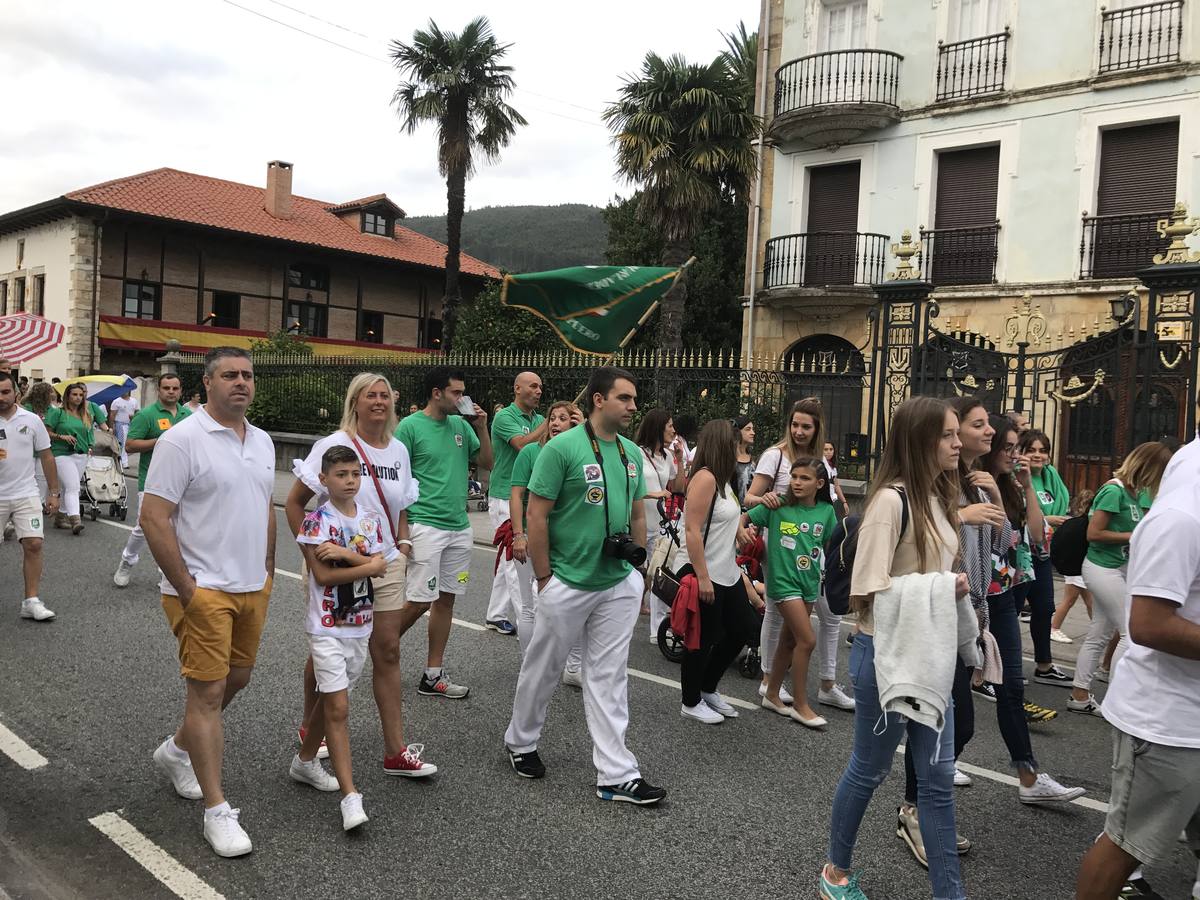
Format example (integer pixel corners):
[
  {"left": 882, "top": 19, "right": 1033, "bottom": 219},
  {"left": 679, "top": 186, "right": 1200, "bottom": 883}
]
[{"left": 503, "top": 366, "right": 666, "bottom": 806}]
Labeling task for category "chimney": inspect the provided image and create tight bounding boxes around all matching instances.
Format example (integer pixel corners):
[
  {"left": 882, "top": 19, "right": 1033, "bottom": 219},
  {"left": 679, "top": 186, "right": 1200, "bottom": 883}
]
[{"left": 265, "top": 160, "right": 293, "bottom": 218}]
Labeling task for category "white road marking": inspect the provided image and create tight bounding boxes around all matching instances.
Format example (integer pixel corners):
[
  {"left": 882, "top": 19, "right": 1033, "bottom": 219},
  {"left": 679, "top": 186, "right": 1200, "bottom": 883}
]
[
  {"left": 88, "top": 811, "right": 225, "bottom": 900},
  {"left": 917, "top": 756, "right": 1108, "bottom": 814},
  {"left": 626, "top": 667, "right": 758, "bottom": 711},
  {"left": 96, "top": 518, "right": 135, "bottom": 533},
  {"left": 0, "top": 720, "right": 48, "bottom": 770}
]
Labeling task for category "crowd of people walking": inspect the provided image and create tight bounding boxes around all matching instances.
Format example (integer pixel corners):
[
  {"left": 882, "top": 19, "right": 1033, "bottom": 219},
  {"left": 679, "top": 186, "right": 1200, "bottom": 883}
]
[{"left": 2, "top": 346, "right": 1198, "bottom": 899}]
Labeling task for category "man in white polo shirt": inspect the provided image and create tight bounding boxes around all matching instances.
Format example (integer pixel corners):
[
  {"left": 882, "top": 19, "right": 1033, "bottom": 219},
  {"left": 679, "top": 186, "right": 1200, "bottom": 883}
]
[
  {"left": 0, "top": 371, "right": 60, "bottom": 621},
  {"left": 1075, "top": 449, "right": 1200, "bottom": 899},
  {"left": 140, "top": 347, "right": 276, "bottom": 859}
]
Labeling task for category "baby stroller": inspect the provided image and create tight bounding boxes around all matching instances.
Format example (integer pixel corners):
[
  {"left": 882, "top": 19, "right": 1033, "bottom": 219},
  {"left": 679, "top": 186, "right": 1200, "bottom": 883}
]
[
  {"left": 81, "top": 431, "right": 129, "bottom": 521},
  {"left": 467, "top": 467, "right": 488, "bottom": 512}
]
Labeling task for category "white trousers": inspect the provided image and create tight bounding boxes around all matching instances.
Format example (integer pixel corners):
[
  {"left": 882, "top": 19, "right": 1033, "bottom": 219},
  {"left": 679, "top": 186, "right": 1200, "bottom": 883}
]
[
  {"left": 1073, "top": 559, "right": 1129, "bottom": 691},
  {"left": 760, "top": 590, "right": 842, "bottom": 682},
  {"left": 517, "top": 568, "right": 583, "bottom": 672},
  {"left": 114, "top": 422, "right": 130, "bottom": 467},
  {"left": 487, "top": 498, "right": 521, "bottom": 625},
  {"left": 505, "top": 569, "right": 642, "bottom": 785},
  {"left": 54, "top": 454, "right": 88, "bottom": 517},
  {"left": 122, "top": 491, "right": 147, "bottom": 565}
]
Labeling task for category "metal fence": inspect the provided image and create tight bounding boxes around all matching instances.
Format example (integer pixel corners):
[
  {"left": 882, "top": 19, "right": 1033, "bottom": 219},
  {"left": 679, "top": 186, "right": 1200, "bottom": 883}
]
[
  {"left": 774, "top": 49, "right": 903, "bottom": 115},
  {"left": 1079, "top": 211, "right": 1172, "bottom": 279},
  {"left": 935, "top": 29, "right": 1010, "bottom": 101},
  {"left": 1098, "top": 0, "right": 1183, "bottom": 73},
  {"left": 920, "top": 222, "right": 1001, "bottom": 285},
  {"left": 175, "top": 348, "right": 872, "bottom": 480},
  {"left": 763, "top": 232, "right": 889, "bottom": 288}
]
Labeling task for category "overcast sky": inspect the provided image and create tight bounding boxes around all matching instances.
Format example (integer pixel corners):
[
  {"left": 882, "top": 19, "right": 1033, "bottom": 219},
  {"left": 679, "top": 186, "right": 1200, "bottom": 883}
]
[{"left": 1, "top": 0, "right": 756, "bottom": 218}]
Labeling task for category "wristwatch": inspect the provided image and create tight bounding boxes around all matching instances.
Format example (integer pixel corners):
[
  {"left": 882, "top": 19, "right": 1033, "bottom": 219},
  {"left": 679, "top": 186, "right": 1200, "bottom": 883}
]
[{"left": 48, "top": 491, "right": 61, "bottom": 497}]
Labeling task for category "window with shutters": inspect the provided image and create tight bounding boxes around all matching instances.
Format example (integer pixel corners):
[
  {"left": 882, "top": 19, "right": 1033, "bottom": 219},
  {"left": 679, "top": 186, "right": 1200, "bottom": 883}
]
[
  {"left": 805, "top": 162, "right": 861, "bottom": 286},
  {"left": 922, "top": 145, "right": 1000, "bottom": 285},
  {"left": 820, "top": 0, "right": 868, "bottom": 51},
  {"left": 1082, "top": 120, "right": 1179, "bottom": 278}
]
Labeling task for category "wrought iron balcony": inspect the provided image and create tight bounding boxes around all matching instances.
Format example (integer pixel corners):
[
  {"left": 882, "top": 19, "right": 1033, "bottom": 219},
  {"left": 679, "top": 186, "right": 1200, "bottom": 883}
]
[
  {"left": 1099, "top": 0, "right": 1183, "bottom": 74},
  {"left": 1079, "top": 211, "right": 1172, "bottom": 279},
  {"left": 771, "top": 50, "right": 902, "bottom": 147},
  {"left": 763, "top": 232, "right": 889, "bottom": 289},
  {"left": 919, "top": 223, "right": 1000, "bottom": 285},
  {"left": 936, "top": 29, "right": 1010, "bottom": 101}
]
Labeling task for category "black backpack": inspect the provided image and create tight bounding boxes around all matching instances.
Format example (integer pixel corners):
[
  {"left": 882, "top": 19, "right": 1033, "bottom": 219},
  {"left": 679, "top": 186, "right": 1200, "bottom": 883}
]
[
  {"left": 824, "top": 487, "right": 908, "bottom": 616},
  {"left": 1049, "top": 514, "right": 1089, "bottom": 577}
]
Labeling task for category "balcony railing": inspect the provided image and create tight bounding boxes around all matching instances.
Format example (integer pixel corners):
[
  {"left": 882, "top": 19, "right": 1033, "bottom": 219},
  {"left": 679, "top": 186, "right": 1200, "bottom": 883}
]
[
  {"left": 763, "top": 232, "right": 889, "bottom": 289},
  {"left": 1079, "top": 211, "right": 1172, "bottom": 279},
  {"left": 774, "top": 49, "right": 902, "bottom": 116},
  {"left": 920, "top": 223, "right": 1000, "bottom": 285},
  {"left": 1099, "top": 0, "right": 1183, "bottom": 73},
  {"left": 936, "top": 29, "right": 1010, "bottom": 101}
]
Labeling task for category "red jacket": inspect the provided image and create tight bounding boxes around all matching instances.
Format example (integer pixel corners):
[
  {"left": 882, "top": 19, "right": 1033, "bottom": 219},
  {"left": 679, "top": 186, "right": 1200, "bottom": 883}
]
[{"left": 670, "top": 574, "right": 702, "bottom": 652}]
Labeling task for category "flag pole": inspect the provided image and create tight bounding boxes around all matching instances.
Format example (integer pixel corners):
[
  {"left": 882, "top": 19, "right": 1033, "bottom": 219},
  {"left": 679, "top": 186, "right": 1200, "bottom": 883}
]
[{"left": 571, "top": 257, "right": 696, "bottom": 409}]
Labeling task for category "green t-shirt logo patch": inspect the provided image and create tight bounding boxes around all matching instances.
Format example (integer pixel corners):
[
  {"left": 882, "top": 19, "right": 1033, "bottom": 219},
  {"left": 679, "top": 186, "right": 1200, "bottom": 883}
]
[
  {"left": 454, "top": 434, "right": 463, "bottom": 447},
  {"left": 426, "top": 576, "right": 437, "bottom": 591},
  {"left": 30, "top": 517, "right": 40, "bottom": 529},
  {"left": 585, "top": 485, "right": 604, "bottom": 505},
  {"left": 796, "top": 555, "right": 812, "bottom": 570},
  {"left": 583, "top": 464, "right": 602, "bottom": 482}
]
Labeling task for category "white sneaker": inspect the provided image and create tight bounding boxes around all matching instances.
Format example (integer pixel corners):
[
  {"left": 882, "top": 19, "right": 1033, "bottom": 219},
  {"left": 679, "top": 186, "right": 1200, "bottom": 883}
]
[
  {"left": 681, "top": 700, "right": 724, "bottom": 725},
  {"left": 153, "top": 737, "right": 203, "bottom": 800},
  {"left": 701, "top": 691, "right": 738, "bottom": 718},
  {"left": 561, "top": 667, "right": 583, "bottom": 688},
  {"left": 340, "top": 792, "right": 368, "bottom": 832},
  {"left": 113, "top": 559, "right": 134, "bottom": 588},
  {"left": 954, "top": 766, "right": 973, "bottom": 787},
  {"left": 1019, "top": 772, "right": 1086, "bottom": 805},
  {"left": 19, "top": 598, "right": 55, "bottom": 622},
  {"left": 203, "top": 807, "right": 252, "bottom": 857},
  {"left": 818, "top": 684, "right": 856, "bottom": 711},
  {"left": 289, "top": 754, "right": 339, "bottom": 792},
  {"left": 757, "top": 682, "right": 793, "bottom": 705},
  {"left": 1095, "top": 666, "right": 1110, "bottom": 684},
  {"left": 1049, "top": 628, "right": 1072, "bottom": 644},
  {"left": 1067, "top": 695, "right": 1104, "bottom": 718}
]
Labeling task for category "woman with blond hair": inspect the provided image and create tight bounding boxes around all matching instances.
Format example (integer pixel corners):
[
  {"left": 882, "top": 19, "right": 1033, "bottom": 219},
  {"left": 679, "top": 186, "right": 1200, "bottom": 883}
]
[
  {"left": 285, "top": 372, "right": 435, "bottom": 778},
  {"left": 1068, "top": 440, "right": 1174, "bottom": 716},
  {"left": 43, "top": 382, "right": 108, "bottom": 534}
]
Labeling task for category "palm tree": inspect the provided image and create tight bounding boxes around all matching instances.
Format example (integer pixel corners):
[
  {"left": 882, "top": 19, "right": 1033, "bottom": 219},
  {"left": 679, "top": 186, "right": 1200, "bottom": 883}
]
[
  {"left": 721, "top": 22, "right": 759, "bottom": 118},
  {"left": 390, "top": 17, "right": 526, "bottom": 352},
  {"left": 603, "top": 51, "right": 759, "bottom": 351}
]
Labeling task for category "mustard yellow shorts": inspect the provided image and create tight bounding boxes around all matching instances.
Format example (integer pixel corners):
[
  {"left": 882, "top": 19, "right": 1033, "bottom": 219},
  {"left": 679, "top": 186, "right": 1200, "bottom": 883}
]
[{"left": 162, "top": 579, "right": 272, "bottom": 681}]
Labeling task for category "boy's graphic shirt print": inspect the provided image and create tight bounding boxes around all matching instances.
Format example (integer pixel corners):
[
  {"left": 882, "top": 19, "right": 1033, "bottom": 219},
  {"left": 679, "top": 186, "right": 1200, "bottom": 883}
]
[{"left": 297, "top": 501, "right": 387, "bottom": 640}]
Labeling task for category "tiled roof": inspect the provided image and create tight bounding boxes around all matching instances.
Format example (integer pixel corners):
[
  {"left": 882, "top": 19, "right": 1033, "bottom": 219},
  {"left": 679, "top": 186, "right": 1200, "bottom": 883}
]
[
  {"left": 325, "top": 193, "right": 404, "bottom": 216},
  {"left": 64, "top": 168, "right": 497, "bottom": 278}
]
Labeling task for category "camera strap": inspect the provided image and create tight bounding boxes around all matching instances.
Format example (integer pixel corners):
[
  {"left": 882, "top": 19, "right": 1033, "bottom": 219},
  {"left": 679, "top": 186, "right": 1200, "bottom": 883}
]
[{"left": 584, "top": 420, "right": 630, "bottom": 535}]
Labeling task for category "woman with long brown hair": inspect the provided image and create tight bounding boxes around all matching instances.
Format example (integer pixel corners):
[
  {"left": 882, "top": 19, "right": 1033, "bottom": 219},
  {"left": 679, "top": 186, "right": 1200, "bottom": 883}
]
[
  {"left": 636, "top": 408, "right": 686, "bottom": 636},
  {"left": 672, "top": 419, "right": 760, "bottom": 724},
  {"left": 821, "top": 397, "right": 967, "bottom": 900},
  {"left": 745, "top": 397, "right": 854, "bottom": 712},
  {"left": 43, "top": 382, "right": 108, "bottom": 534}
]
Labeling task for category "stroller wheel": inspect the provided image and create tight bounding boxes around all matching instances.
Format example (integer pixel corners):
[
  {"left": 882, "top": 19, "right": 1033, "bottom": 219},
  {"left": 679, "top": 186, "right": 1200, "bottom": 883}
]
[
  {"left": 657, "top": 618, "right": 686, "bottom": 664},
  {"left": 118, "top": 506, "right": 128, "bottom": 521},
  {"left": 88, "top": 508, "right": 99, "bottom": 521},
  {"left": 739, "top": 647, "right": 763, "bottom": 679}
]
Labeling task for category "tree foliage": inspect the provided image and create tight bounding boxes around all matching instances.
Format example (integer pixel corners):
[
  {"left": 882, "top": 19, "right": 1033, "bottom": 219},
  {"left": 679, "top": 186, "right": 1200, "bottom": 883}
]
[
  {"left": 249, "top": 329, "right": 314, "bottom": 356},
  {"left": 390, "top": 17, "right": 527, "bottom": 352},
  {"left": 452, "top": 279, "right": 562, "bottom": 354}
]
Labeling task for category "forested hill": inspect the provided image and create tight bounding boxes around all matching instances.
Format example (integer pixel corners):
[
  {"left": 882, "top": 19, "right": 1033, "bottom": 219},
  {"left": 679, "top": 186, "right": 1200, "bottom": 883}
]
[{"left": 402, "top": 204, "right": 607, "bottom": 274}]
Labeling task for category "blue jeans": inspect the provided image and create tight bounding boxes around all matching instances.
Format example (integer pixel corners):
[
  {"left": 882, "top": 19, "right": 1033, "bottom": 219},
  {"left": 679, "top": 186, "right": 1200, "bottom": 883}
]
[
  {"left": 829, "top": 634, "right": 966, "bottom": 900},
  {"left": 1013, "top": 555, "right": 1055, "bottom": 665},
  {"left": 986, "top": 590, "right": 1037, "bottom": 770}
]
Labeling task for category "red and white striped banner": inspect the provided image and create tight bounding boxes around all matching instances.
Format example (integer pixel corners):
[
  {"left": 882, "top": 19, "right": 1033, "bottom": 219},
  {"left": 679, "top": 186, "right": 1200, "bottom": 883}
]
[{"left": 0, "top": 313, "right": 66, "bottom": 363}]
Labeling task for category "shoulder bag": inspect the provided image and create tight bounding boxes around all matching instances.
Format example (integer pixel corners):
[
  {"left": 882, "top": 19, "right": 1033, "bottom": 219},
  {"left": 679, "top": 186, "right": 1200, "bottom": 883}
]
[{"left": 651, "top": 473, "right": 718, "bottom": 607}]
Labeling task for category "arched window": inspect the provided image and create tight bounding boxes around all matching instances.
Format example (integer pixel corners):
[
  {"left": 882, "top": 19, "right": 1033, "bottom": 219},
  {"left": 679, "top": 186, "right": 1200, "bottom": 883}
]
[{"left": 781, "top": 334, "right": 867, "bottom": 467}]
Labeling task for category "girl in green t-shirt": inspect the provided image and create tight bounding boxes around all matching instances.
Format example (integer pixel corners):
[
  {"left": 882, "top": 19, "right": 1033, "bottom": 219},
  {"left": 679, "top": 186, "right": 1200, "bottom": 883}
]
[
  {"left": 1071, "top": 441, "right": 1174, "bottom": 713},
  {"left": 742, "top": 457, "right": 838, "bottom": 728},
  {"left": 43, "top": 383, "right": 109, "bottom": 535}
]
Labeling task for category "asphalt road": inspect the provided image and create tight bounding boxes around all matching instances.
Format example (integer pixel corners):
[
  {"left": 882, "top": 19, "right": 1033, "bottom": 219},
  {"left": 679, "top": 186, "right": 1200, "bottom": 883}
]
[{"left": 1, "top": 490, "right": 1197, "bottom": 900}]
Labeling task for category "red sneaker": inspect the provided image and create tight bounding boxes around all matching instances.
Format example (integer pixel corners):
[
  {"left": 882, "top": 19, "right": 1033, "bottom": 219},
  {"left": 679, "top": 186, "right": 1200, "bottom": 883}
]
[
  {"left": 383, "top": 743, "right": 437, "bottom": 778},
  {"left": 298, "top": 726, "right": 329, "bottom": 760}
]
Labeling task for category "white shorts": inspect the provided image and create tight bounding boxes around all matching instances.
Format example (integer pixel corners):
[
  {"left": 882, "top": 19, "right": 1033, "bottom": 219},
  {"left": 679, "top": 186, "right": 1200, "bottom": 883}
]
[
  {"left": 308, "top": 633, "right": 370, "bottom": 694},
  {"left": 1064, "top": 575, "right": 1087, "bottom": 589},
  {"left": 405, "top": 523, "right": 473, "bottom": 602},
  {"left": 0, "top": 497, "right": 43, "bottom": 540}
]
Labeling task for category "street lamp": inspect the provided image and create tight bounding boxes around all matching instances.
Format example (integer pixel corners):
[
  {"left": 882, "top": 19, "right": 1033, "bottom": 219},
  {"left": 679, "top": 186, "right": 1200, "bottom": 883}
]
[{"left": 1109, "top": 292, "right": 1137, "bottom": 324}]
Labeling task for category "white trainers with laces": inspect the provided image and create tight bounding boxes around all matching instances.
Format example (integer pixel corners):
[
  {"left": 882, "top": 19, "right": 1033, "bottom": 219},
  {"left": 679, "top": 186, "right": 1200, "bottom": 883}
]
[
  {"left": 340, "top": 792, "right": 368, "bottom": 831},
  {"left": 20, "top": 598, "right": 55, "bottom": 622},
  {"left": 561, "top": 668, "right": 583, "bottom": 688},
  {"left": 289, "top": 754, "right": 339, "bottom": 792},
  {"left": 701, "top": 691, "right": 738, "bottom": 718},
  {"left": 113, "top": 559, "right": 134, "bottom": 588},
  {"left": 954, "top": 766, "right": 973, "bottom": 787},
  {"left": 818, "top": 683, "right": 856, "bottom": 711},
  {"left": 681, "top": 699, "right": 725, "bottom": 724},
  {"left": 1018, "top": 772, "right": 1086, "bottom": 805},
  {"left": 153, "top": 737, "right": 203, "bottom": 800},
  {"left": 1067, "top": 695, "right": 1104, "bottom": 717},
  {"left": 203, "top": 807, "right": 252, "bottom": 857}
]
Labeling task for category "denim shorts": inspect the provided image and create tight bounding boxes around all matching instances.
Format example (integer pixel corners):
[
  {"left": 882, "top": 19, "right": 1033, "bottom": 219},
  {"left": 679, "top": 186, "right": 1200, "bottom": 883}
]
[{"left": 1105, "top": 728, "right": 1200, "bottom": 865}]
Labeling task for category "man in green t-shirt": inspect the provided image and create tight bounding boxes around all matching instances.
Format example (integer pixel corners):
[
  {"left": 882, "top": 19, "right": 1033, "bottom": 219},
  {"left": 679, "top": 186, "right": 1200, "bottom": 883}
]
[
  {"left": 114, "top": 373, "right": 190, "bottom": 587},
  {"left": 486, "top": 371, "right": 547, "bottom": 634},
  {"left": 503, "top": 366, "right": 665, "bottom": 806},
  {"left": 393, "top": 366, "right": 492, "bottom": 700}
]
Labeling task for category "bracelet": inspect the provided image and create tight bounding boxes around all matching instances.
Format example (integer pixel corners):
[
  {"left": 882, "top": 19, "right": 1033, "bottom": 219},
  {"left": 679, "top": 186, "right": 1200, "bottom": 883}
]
[
  {"left": 396, "top": 539, "right": 413, "bottom": 547},
  {"left": 48, "top": 491, "right": 61, "bottom": 497}
]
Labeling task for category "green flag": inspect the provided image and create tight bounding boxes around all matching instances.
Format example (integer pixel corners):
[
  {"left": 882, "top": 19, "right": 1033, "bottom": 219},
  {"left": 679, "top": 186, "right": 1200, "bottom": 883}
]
[{"left": 500, "top": 265, "right": 680, "bottom": 356}]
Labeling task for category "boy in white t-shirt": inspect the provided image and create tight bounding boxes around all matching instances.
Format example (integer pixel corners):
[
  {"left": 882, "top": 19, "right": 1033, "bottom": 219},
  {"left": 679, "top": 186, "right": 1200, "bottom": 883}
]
[{"left": 294, "top": 445, "right": 388, "bottom": 832}]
